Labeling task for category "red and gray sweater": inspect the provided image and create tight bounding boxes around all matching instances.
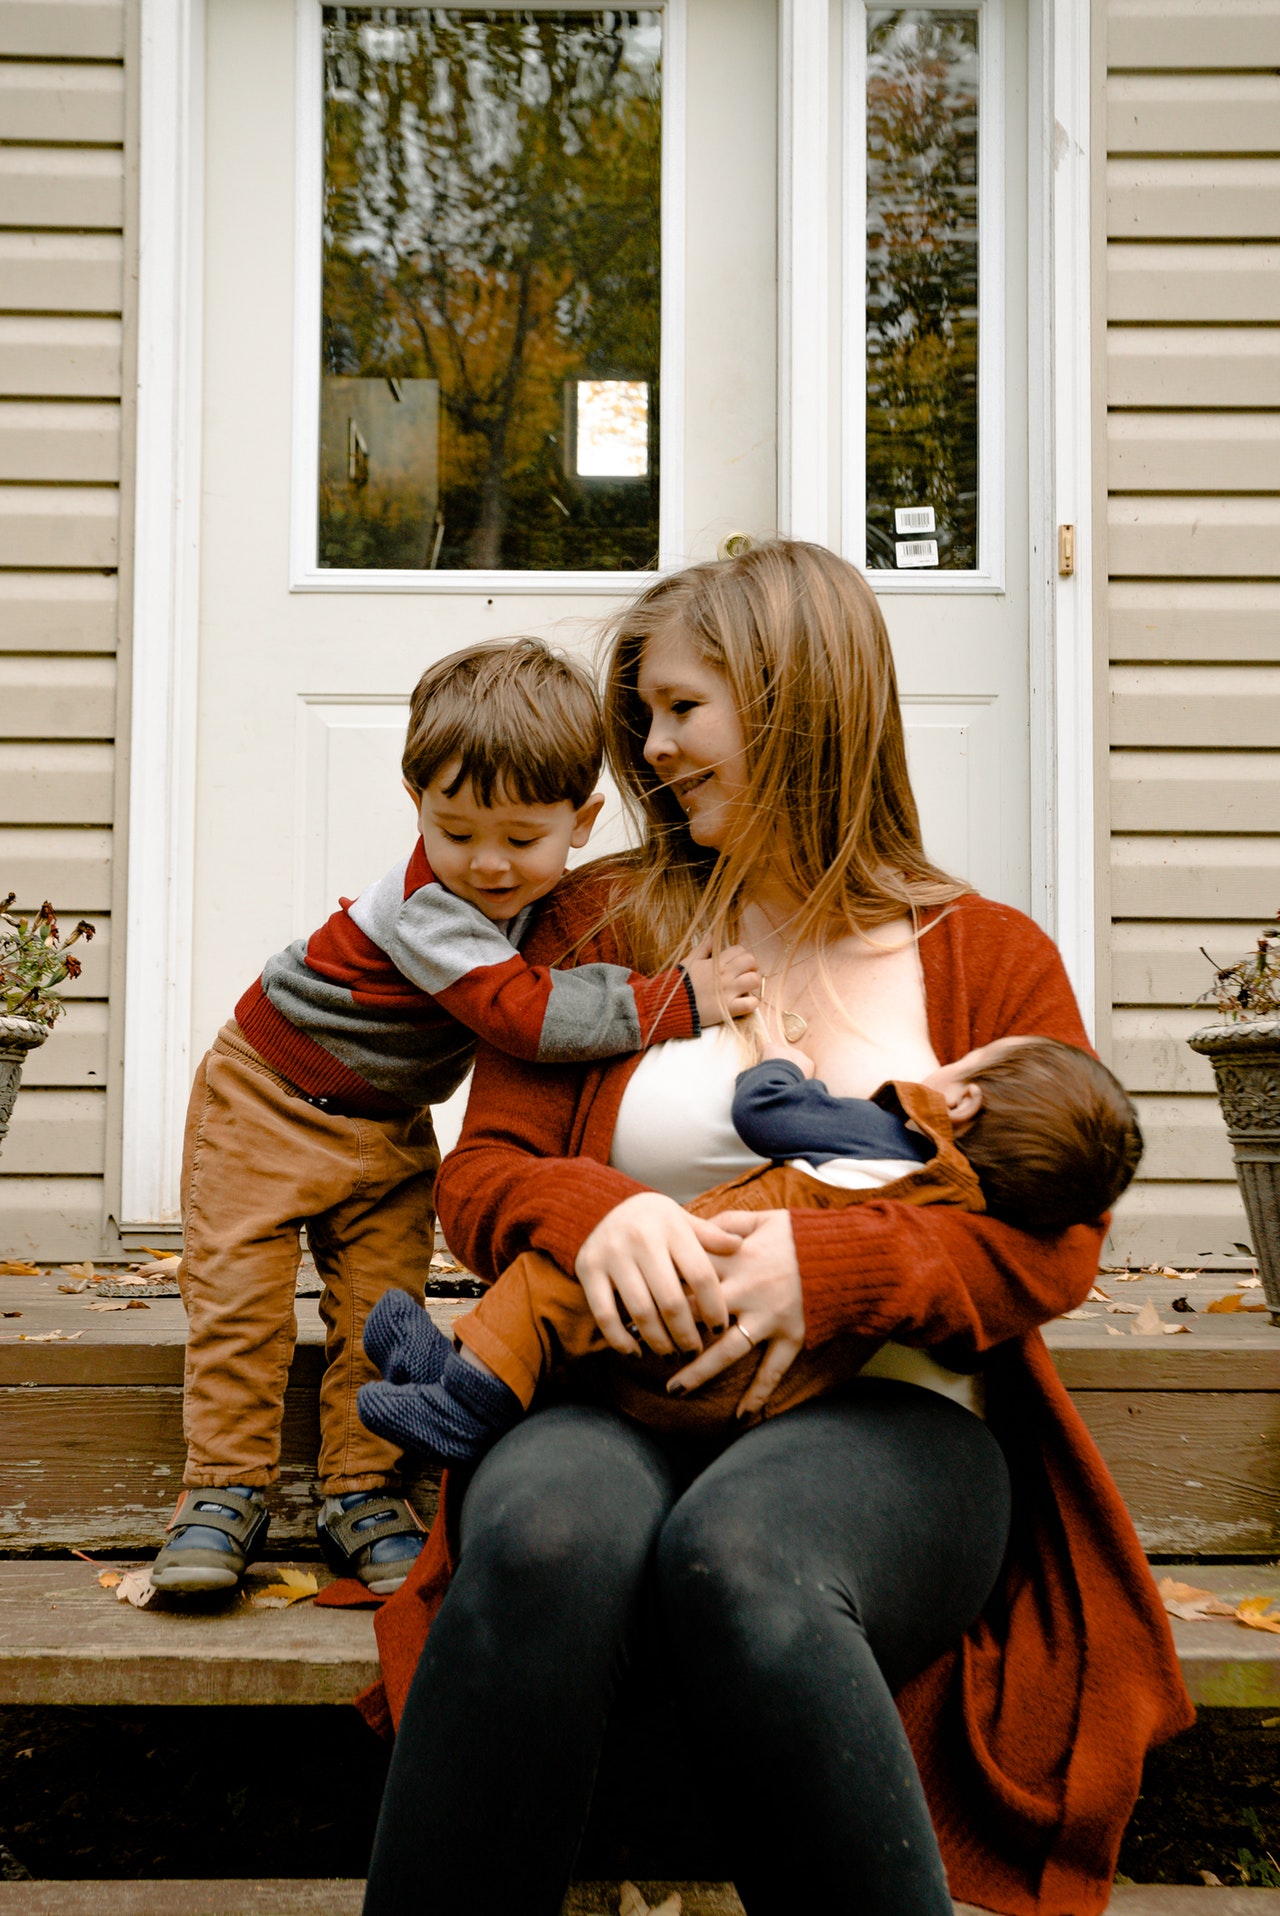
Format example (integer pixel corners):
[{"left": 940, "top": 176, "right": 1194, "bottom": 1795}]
[{"left": 234, "top": 840, "right": 697, "bottom": 1113}]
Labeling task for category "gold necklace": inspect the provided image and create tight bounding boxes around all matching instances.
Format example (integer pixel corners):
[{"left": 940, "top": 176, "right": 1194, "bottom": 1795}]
[{"left": 759, "top": 975, "right": 808, "bottom": 1044}]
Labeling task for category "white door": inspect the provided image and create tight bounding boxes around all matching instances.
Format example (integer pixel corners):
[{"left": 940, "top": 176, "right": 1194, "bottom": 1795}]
[{"left": 142, "top": 0, "right": 1038, "bottom": 1214}]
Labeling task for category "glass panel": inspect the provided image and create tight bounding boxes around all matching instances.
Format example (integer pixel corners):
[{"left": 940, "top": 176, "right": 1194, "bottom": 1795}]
[
  {"left": 321, "top": 9, "right": 662, "bottom": 572},
  {"left": 865, "top": 9, "right": 979, "bottom": 572}
]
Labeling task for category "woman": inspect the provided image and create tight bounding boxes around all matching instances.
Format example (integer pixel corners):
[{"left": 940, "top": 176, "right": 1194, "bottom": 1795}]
[{"left": 360, "top": 543, "right": 1191, "bottom": 1916}]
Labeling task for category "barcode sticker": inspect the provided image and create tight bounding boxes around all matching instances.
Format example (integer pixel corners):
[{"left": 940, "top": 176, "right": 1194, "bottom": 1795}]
[
  {"left": 895, "top": 539, "right": 939, "bottom": 569},
  {"left": 895, "top": 506, "right": 936, "bottom": 535}
]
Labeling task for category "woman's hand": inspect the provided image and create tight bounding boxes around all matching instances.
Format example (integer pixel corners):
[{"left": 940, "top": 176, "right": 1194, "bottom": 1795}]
[
  {"left": 574, "top": 1192, "right": 741, "bottom": 1358},
  {"left": 667, "top": 1209, "right": 805, "bottom": 1416}
]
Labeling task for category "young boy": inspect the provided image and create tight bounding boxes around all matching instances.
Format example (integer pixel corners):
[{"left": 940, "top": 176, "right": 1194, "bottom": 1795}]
[
  {"left": 151, "top": 639, "right": 759, "bottom": 1596},
  {"left": 357, "top": 1033, "right": 1142, "bottom": 1454}
]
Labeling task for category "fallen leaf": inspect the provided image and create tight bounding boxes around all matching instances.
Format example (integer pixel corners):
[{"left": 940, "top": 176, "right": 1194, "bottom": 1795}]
[
  {"left": 98, "top": 1571, "right": 121, "bottom": 1588},
  {"left": 1132, "top": 1301, "right": 1163, "bottom": 1335},
  {"left": 251, "top": 1567, "right": 319, "bottom": 1608},
  {"left": 110, "top": 1270, "right": 150, "bottom": 1286},
  {"left": 1164, "top": 1325, "right": 1192, "bottom": 1334},
  {"left": 1236, "top": 1598, "right": 1280, "bottom": 1637},
  {"left": 1206, "top": 1293, "right": 1243, "bottom": 1313},
  {"left": 1200, "top": 1871, "right": 1225, "bottom": 1887},
  {"left": 1, "top": 1309, "right": 21, "bottom": 1318},
  {"left": 114, "top": 1569, "right": 156, "bottom": 1609},
  {"left": 1106, "top": 1302, "right": 1139, "bottom": 1314},
  {"left": 1157, "top": 1578, "right": 1237, "bottom": 1621},
  {"left": 59, "top": 1262, "right": 95, "bottom": 1282},
  {"left": 1088, "top": 1285, "right": 1112, "bottom": 1302},
  {"left": 0, "top": 1259, "right": 41, "bottom": 1276},
  {"left": 140, "top": 1245, "right": 178, "bottom": 1260},
  {"left": 1171, "top": 1296, "right": 1196, "bottom": 1313},
  {"left": 1241, "top": 1277, "right": 1263, "bottom": 1290},
  {"left": 619, "top": 1888, "right": 681, "bottom": 1916},
  {"left": 1260, "top": 1717, "right": 1280, "bottom": 1729},
  {"left": 87, "top": 1300, "right": 133, "bottom": 1312},
  {"left": 1061, "top": 1309, "right": 1099, "bottom": 1321},
  {"left": 1, "top": 1327, "right": 83, "bottom": 1342},
  {"left": 57, "top": 1279, "right": 88, "bottom": 1293},
  {"left": 132, "top": 1256, "right": 180, "bottom": 1278},
  {"left": 1105, "top": 1325, "right": 1125, "bottom": 1336}
]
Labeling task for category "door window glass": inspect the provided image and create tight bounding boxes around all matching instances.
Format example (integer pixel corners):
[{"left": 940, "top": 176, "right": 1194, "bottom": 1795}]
[
  {"left": 321, "top": 8, "right": 662, "bottom": 572},
  {"left": 864, "top": 8, "right": 979, "bottom": 572}
]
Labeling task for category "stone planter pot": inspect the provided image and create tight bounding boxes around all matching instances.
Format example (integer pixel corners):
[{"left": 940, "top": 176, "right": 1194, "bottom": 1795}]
[
  {"left": 1188, "top": 1016, "right": 1280, "bottom": 1325},
  {"left": 0, "top": 1015, "right": 48, "bottom": 1157}
]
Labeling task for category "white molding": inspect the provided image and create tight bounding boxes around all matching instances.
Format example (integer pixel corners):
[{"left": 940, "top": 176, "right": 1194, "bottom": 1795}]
[
  {"left": 778, "top": 0, "right": 831, "bottom": 543},
  {"left": 290, "top": 0, "right": 686, "bottom": 590},
  {"left": 120, "top": 0, "right": 205, "bottom": 1227},
  {"left": 841, "top": 0, "right": 1004, "bottom": 590},
  {"left": 1043, "top": 0, "right": 1096, "bottom": 1030}
]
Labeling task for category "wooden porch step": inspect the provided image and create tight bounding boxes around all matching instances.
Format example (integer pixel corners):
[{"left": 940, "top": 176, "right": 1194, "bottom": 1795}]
[
  {"left": 0, "top": 1884, "right": 1277, "bottom": 1914},
  {"left": 2, "top": 1558, "right": 1279, "bottom": 1709},
  {"left": 5, "top": 1266, "right": 1280, "bottom": 1558}
]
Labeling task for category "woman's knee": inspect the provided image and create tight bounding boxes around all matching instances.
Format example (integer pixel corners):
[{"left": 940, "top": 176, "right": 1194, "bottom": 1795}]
[{"left": 655, "top": 1481, "right": 816, "bottom": 1675}]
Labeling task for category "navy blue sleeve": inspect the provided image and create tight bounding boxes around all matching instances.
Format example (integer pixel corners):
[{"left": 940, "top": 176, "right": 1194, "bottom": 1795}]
[{"left": 731, "top": 1061, "right": 932, "bottom": 1166}]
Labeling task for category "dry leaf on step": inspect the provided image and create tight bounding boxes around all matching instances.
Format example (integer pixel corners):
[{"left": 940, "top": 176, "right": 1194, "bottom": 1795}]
[
  {"left": 59, "top": 1262, "right": 95, "bottom": 1283},
  {"left": 1, "top": 1309, "right": 20, "bottom": 1318},
  {"left": 1105, "top": 1326, "right": 1125, "bottom": 1336},
  {"left": 58, "top": 1280, "right": 89, "bottom": 1293},
  {"left": 1157, "top": 1578, "right": 1237, "bottom": 1621},
  {"left": 114, "top": 1569, "right": 156, "bottom": 1609},
  {"left": 1241, "top": 1277, "right": 1263, "bottom": 1289},
  {"left": 1131, "top": 1301, "right": 1163, "bottom": 1335},
  {"left": 110, "top": 1270, "right": 150, "bottom": 1286},
  {"left": 0, "top": 1259, "right": 41, "bottom": 1276},
  {"left": 1106, "top": 1302, "right": 1139, "bottom": 1314},
  {"left": 1087, "top": 1286, "right": 1112, "bottom": 1302},
  {"left": 86, "top": 1299, "right": 150, "bottom": 1312},
  {"left": 1061, "top": 1309, "right": 1098, "bottom": 1320},
  {"left": 3, "top": 1327, "right": 83, "bottom": 1342},
  {"left": 97, "top": 1571, "right": 121, "bottom": 1589},
  {"left": 133, "top": 1257, "right": 180, "bottom": 1278},
  {"left": 1200, "top": 1871, "right": 1226, "bottom": 1887},
  {"left": 251, "top": 1567, "right": 318, "bottom": 1608},
  {"left": 1206, "top": 1293, "right": 1244, "bottom": 1313},
  {"left": 1234, "top": 1598, "right": 1280, "bottom": 1637},
  {"left": 619, "top": 1887, "right": 682, "bottom": 1916}
]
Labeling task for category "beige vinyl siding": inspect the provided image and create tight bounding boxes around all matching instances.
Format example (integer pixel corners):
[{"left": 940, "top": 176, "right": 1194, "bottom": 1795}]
[
  {"left": 0, "top": 0, "right": 125, "bottom": 1256},
  {"left": 1106, "top": 0, "right": 1280, "bottom": 1265}
]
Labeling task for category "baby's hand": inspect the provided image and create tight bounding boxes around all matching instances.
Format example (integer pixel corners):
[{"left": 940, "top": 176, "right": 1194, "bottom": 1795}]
[
  {"left": 760, "top": 1035, "right": 816, "bottom": 1077},
  {"left": 684, "top": 939, "right": 762, "bottom": 1027}
]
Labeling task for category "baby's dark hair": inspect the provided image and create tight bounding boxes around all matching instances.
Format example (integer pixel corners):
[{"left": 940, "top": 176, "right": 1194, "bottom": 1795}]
[
  {"left": 403, "top": 638, "right": 602, "bottom": 809},
  {"left": 959, "top": 1039, "right": 1143, "bottom": 1236}
]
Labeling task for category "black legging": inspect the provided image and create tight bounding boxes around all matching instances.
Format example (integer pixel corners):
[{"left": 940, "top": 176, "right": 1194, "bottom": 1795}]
[{"left": 363, "top": 1379, "right": 1011, "bottom": 1916}]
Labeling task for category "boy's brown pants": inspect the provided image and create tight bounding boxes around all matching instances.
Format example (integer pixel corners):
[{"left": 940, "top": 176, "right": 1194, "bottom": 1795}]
[
  {"left": 453, "top": 1080, "right": 984, "bottom": 1435},
  {"left": 178, "top": 1021, "right": 439, "bottom": 1493}
]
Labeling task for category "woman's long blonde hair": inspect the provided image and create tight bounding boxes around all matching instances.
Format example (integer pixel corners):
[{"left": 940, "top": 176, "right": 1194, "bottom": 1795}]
[{"left": 592, "top": 539, "right": 971, "bottom": 972}]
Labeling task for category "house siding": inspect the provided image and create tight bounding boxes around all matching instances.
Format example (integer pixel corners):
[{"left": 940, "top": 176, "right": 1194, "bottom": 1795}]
[
  {"left": 0, "top": 0, "right": 127, "bottom": 1256},
  {"left": 1105, "top": 0, "right": 1280, "bottom": 1264}
]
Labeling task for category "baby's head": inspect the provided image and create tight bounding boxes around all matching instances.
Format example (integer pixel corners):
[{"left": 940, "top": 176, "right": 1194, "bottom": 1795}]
[
  {"left": 923, "top": 1037, "right": 1143, "bottom": 1235},
  {"left": 403, "top": 638, "right": 605, "bottom": 922}
]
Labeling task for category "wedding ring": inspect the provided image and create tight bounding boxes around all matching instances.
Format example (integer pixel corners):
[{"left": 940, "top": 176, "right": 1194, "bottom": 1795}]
[{"left": 734, "top": 1321, "right": 756, "bottom": 1348}]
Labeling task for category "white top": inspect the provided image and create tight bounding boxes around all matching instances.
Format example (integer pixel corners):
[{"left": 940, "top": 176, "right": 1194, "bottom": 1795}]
[{"left": 609, "top": 1026, "right": 983, "bottom": 1418}]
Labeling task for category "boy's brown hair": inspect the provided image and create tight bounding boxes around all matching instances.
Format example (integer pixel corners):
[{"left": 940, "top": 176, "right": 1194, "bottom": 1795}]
[
  {"left": 960, "top": 1039, "right": 1143, "bottom": 1236},
  {"left": 403, "top": 638, "right": 602, "bottom": 809}
]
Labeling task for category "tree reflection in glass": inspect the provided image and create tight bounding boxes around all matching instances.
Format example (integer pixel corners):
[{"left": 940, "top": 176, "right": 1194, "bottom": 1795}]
[
  {"left": 865, "top": 10, "right": 979, "bottom": 572},
  {"left": 321, "top": 10, "right": 662, "bottom": 572}
]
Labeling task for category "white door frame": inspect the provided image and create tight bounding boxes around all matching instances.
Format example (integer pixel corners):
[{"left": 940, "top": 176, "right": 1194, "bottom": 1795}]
[{"left": 121, "top": 0, "right": 1095, "bottom": 1227}]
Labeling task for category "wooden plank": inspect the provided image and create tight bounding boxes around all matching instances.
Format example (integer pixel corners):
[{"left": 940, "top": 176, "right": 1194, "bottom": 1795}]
[
  {"left": 0, "top": 147, "right": 123, "bottom": 230},
  {"left": 0, "top": 1558, "right": 381, "bottom": 1706},
  {"left": 1110, "top": 751, "right": 1280, "bottom": 833},
  {"left": 0, "top": 401, "right": 119, "bottom": 483},
  {"left": 1108, "top": 73, "right": 1280, "bottom": 153},
  {"left": 0, "top": 1087, "right": 105, "bottom": 1175},
  {"left": 1109, "top": 499, "right": 1280, "bottom": 580},
  {"left": 1130, "top": 1094, "right": 1235, "bottom": 1181},
  {"left": 3, "top": 1893, "right": 1280, "bottom": 1916},
  {"left": 1112, "top": 837, "right": 1280, "bottom": 926},
  {"left": 12, "top": 997, "right": 108, "bottom": 1084},
  {"left": 0, "top": 571, "right": 117, "bottom": 652},
  {"left": 1112, "top": 665, "right": 1280, "bottom": 748},
  {"left": 0, "top": 232, "right": 123, "bottom": 315},
  {"left": 0, "top": 829, "right": 113, "bottom": 912},
  {"left": 1108, "top": 329, "right": 1280, "bottom": 409},
  {"left": 1109, "top": 0, "right": 1280, "bottom": 70},
  {"left": 1073, "top": 1392, "right": 1280, "bottom": 1555},
  {"left": 0, "top": 740, "right": 114, "bottom": 823},
  {"left": 1108, "top": 415, "right": 1280, "bottom": 496},
  {"left": 0, "top": 317, "right": 121, "bottom": 400},
  {"left": 1111, "top": 920, "right": 1270, "bottom": 1005},
  {"left": 0, "top": 60, "right": 125, "bottom": 144},
  {"left": 1109, "top": 159, "right": 1280, "bottom": 241},
  {"left": 1109, "top": 582, "right": 1280, "bottom": 662},
  {"left": 0, "top": 1176, "right": 105, "bottom": 1262},
  {"left": 0, "top": 2, "right": 124, "bottom": 59},
  {"left": 0, "top": 485, "right": 117, "bottom": 569},
  {"left": 1108, "top": 243, "right": 1280, "bottom": 324},
  {"left": 1108, "top": 1179, "right": 1251, "bottom": 1267},
  {"left": 0, "top": 653, "right": 115, "bottom": 737}
]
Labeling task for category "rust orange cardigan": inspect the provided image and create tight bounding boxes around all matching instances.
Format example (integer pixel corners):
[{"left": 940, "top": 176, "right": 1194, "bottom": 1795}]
[{"left": 362, "top": 880, "right": 1194, "bottom": 1916}]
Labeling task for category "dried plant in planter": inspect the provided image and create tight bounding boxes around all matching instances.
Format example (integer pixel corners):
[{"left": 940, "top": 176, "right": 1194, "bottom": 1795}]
[
  {"left": 1198, "top": 917, "right": 1280, "bottom": 1022},
  {"left": 1, "top": 895, "right": 95, "bottom": 1029}
]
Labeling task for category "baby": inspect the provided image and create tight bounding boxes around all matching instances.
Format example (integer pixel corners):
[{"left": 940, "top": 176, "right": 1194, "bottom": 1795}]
[{"left": 358, "top": 1033, "right": 1143, "bottom": 1455}]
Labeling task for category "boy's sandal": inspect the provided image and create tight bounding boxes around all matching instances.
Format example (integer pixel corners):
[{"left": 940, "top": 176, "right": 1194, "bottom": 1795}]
[
  {"left": 151, "top": 1488, "right": 271, "bottom": 1594},
  {"left": 316, "top": 1492, "right": 423, "bottom": 1593}
]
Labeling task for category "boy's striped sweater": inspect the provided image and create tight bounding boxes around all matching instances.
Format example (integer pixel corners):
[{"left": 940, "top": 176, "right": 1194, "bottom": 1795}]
[{"left": 234, "top": 839, "right": 697, "bottom": 1113}]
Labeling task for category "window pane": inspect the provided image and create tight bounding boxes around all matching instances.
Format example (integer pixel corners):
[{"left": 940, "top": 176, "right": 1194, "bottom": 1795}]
[
  {"left": 321, "top": 9, "right": 662, "bottom": 572},
  {"left": 865, "top": 9, "right": 979, "bottom": 572}
]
